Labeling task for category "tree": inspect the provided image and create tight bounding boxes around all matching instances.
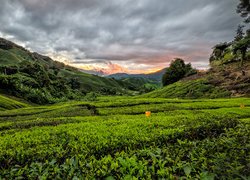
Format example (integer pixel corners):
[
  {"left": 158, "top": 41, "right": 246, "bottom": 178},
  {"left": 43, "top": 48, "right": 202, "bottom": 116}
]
[
  {"left": 234, "top": 24, "right": 245, "bottom": 42},
  {"left": 237, "top": 0, "right": 250, "bottom": 23},
  {"left": 233, "top": 36, "right": 250, "bottom": 66},
  {"left": 68, "top": 77, "right": 81, "bottom": 89},
  {"left": 162, "top": 58, "right": 197, "bottom": 86},
  {"left": 209, "top": 42, "right": 231, "bottom": 62}
]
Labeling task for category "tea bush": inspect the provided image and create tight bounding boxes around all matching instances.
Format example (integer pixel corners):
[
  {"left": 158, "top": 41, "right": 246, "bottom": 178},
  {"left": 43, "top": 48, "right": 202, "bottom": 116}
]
[{"left": 0, "top": 97, "right": 249, "bottom": 179}]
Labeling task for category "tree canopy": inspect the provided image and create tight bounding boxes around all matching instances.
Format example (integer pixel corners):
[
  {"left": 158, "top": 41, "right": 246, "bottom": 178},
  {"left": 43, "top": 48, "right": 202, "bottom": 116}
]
[
  {"left": 162, "top": 59, "right": 197, "bottom": 86},
  {"left": 237, "top": 0, "right": 250, "bottom": 23},
  {"left": 234, "top": 24, "right": 245, "bottom": 42}
]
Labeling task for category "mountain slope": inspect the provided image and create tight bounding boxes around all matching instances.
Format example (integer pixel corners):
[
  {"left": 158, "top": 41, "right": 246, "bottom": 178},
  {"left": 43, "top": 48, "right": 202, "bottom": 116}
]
[
  {"left": 206, "top": 61, "right": 250, "bottom": 96},
  {"left": 0, "top": 38, "right": 138, "bottom": 103},
  {"left": 107, "top": 68, "right": 166, "bottom": 82},
  {"left": 107, "top": 68, "right": 166, "bottom": 91},
  {"left": 0, "top": 94, "right": 29, "bottom": 110},
  {"left": 143, "top": 31, "right": 250, "bottom": 99},
  {"left": 142, "top": 79, "right": 230, "bottom": 98},
  {"left": 143, "top": 60, "right": 250, "bottom": 98}
]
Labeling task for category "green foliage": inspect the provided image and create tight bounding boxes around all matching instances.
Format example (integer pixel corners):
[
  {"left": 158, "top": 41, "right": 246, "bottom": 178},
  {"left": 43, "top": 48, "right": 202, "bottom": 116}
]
[
  {"left": 120, "top": 77, "right": 160, "bottom": 92},
  {"left": 213, "top": 42, "right": 229, "bottom": 50},
  {"left": 0, "top": 96, "right": 249, "bottom": 179},
  {"left": 209, "top": 42, "right": 231, "bottom": 63},
  {"left": 223, "top": 52, "right": 235, "bottom": 63},
  {"left": 233, "top": 36, "right": 250, "bottom": 55},
  {"left": 233, "top": 35, "right": 250, "bottom": 66},
  {"left": 162, "top": 59, "right": 197, "bottom": 86},
  {"left": 84, "top": 92, "right": 98, "bottom": 101},
  {"left": 214, "top": 49, "right": 222, "bottom": 58},
  {"left": 143, "top": 79, "right": 231, "bottom": 99},
  {"left": 0, "top": 63, "right": 81, "bottom": 104},
  {"left": 210, "top": 25, "right": 250, "bottom": 66},
  {"left": 237, "top": 0, "right": 250, "bottom": 23},
  {"left": 0, "top": 94, "right": 28, "bottom": 110},
  {"left": 234, "top": 24, "right": 245, "bottom": 42},
  {"left": 0, "top": 49, "right": 22, "bottom": 65},
  {"left": 247, "top": 50, "right": 250, "bottom": 60},
  {"left": 139, "top": 83, "right": 159, "bottom": 94}
]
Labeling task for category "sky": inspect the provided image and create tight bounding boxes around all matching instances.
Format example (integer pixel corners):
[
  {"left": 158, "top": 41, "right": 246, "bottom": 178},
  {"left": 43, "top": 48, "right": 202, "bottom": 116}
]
[{"left": 0, "top": 0, "right": 244, "bottom": 74}]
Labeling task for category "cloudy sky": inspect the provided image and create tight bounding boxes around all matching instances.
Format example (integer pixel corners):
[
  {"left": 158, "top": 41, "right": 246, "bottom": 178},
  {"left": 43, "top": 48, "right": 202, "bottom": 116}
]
[{"left": 0, "top": 0, "right": 244, "bottom": 74}]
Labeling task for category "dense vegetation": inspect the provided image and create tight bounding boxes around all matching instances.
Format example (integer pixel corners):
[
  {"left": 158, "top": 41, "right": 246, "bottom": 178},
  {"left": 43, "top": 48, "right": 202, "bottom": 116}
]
[
  {"left": 162, "top": 59, "right": 197, "bottom": 86},
  {"left": 0, "top": 61, "right": 83, "bottom": 104},
  {"left": 107, "top": 68, "right": 166, "bottom": 86},
  {"left": 0, "top": 95, "right": 249, "bottom": 179},
  {"left": 209, "top": 26, "right": 250, "bottom": 67},
  {"left": 116, "top": 77, "right": 160, "bottom": 94},
  {"left": 237, "top": 0, "right": 250, "bottom": 23}
]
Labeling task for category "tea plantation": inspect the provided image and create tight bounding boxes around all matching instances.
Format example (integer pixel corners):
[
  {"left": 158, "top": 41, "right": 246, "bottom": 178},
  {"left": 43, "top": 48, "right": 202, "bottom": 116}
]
[{"left": 0, "top": 96, "right": 249, "bottom": 179}]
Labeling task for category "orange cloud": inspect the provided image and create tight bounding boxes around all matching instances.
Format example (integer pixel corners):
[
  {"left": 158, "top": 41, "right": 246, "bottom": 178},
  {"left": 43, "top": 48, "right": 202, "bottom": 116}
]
[
  {"left": 73, "top": 62, "right": 129, "bottom": 75},
  {"left": 75, "top": 61, "right": 161, "bottom": 75},
  {"left": 55, "top": 44, "right": 211, "bottom": 75},
  {"left": 104, "top": 61, "right": 129, "bottom": 74}
]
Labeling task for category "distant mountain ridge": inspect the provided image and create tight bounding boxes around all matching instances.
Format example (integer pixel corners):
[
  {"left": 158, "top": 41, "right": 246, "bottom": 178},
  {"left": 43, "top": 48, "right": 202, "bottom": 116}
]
[
  {"left": 79, "top": 69, "right": 106, "bottom": 76},
  {"left": 107, "top": 68, "right": 166, "bottom": 82}
]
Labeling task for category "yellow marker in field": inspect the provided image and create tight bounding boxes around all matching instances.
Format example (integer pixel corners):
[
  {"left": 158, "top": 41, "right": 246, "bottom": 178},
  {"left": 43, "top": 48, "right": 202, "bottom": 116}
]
[
  {"left": 240, "top": 104, "right": 245, "bottom": 109},
  {"left": 145, "top": 111, "right": 151, "bottom": 117}
]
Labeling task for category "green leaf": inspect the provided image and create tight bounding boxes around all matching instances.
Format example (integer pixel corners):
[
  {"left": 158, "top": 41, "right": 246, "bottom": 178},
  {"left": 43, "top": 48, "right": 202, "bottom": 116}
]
[
  {"left": 183, "top": 165, "right": 192, "bottom": 176},
  {"left": 200, "top": 171, "right": 215, "bottom": 180},
  {"left": 105, "top": 176, "right": 115, "bottom": 180}
]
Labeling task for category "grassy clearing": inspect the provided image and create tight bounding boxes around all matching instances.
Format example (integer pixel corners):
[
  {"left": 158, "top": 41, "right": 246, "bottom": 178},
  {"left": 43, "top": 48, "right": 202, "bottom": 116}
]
[{"left": 0, "top": 96, "right": 249, "bottom": 179}]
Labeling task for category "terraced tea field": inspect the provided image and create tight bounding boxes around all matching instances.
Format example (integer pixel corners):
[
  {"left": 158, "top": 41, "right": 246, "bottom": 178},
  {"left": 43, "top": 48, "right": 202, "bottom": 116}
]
[{"left": 0, "top": 96, "right": 249, "bottom": 179}]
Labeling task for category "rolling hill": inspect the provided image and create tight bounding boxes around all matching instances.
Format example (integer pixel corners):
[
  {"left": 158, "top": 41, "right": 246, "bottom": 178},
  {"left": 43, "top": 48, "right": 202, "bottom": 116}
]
[
  {"left": 141, "top": 79, "right": 231, "bottom": 99},
  {"left": 142, "top": 30, "right": 250, "bottom": 99},
  {"left": 107, "top": 68, "right": 166, "bottom": 82},
  {"left": 0, "top": 38, "right": 148, "bottom": 103},
  {"left": 107, "top": 68, "right": 166, "bottom": 92},
  {"left": 0, "top": 94, "right": 29, "bottom": 110},
  {"left": 142, "top": 56, "right": 250, "bottom": 99}
]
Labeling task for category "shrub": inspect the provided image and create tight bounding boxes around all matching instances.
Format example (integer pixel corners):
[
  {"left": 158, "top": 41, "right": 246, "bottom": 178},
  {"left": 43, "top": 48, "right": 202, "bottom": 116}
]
[{"left": 84, "top": 92, "right": 98, "bottom": 101}]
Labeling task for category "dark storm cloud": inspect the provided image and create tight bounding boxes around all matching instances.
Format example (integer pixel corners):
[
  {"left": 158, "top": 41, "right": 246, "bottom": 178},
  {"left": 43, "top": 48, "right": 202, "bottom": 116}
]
[{"left": 0, "top": 0, "right": 244, "bottom": 70}]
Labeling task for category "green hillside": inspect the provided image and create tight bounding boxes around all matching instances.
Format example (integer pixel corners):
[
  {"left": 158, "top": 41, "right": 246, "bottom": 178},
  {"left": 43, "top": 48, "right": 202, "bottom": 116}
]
[
  {"left": 108, "top": 68, "right": 166, "bottom": 82},
  {"left": 142, "top": 79, "right": 231, "bottom": 99},
  {"left": 107, "top": 69, "right": 166, "bottom": 92},
  {"left": 145, "top": 60, "right": 250, "bottom": 99},
  {"left": 0, "top": 38, "right": 144, "bottom": 104},
  {"left": 58, "top": 69, "right": 135, "bottom": 94},
  {"left": 118, "top": 77, "right": 160, "bottom": 93},
  {"left": 146, "top": 30, "right": 250, "bottom": 99},
  {"left": 0, "top": 49, "right": 22, "bottom": 65},
  {"left": 0, "top": 94, "right": 29, "bottom": 110}
]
